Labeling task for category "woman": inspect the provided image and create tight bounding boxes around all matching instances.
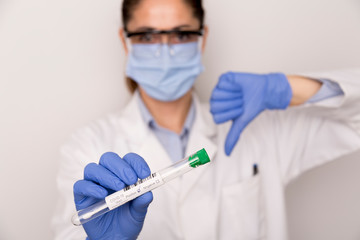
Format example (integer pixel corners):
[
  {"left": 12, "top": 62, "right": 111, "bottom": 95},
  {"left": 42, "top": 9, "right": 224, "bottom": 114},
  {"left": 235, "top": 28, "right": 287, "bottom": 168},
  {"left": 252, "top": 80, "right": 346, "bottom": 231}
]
[{"left": 52, "top": 0, "right": 360, "bottom": 239}]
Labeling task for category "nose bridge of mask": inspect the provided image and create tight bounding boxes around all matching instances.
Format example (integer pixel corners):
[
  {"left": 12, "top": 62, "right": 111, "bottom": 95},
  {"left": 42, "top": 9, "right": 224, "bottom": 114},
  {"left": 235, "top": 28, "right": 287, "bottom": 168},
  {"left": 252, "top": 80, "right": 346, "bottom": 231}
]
[{"left": 159, "top": 44, "right": 171, "bottom": 69}]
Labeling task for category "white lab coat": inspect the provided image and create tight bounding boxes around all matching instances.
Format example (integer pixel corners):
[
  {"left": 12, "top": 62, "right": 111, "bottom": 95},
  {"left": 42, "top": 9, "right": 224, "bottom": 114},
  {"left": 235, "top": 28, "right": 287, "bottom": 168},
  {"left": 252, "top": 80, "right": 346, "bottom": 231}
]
[{"left": 52, "top": 69, "right": 360, "bottom": 240}]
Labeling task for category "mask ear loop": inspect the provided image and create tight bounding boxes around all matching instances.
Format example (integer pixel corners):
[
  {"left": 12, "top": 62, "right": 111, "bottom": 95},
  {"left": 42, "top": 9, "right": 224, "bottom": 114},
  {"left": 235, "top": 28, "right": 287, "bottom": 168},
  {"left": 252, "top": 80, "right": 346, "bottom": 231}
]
[
  {"left": 197, "top": 36, "right": 204, "bottom": 54},
  {"left": 125, "top": 38, "right": 133, "bottom": 55}
]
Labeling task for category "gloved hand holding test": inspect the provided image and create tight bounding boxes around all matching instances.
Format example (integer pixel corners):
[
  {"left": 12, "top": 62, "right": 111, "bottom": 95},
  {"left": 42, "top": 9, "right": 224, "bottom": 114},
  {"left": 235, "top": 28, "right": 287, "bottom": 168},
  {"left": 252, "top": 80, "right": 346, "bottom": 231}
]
[{"left": 71, "top": 148, "right": 210, "bottom": 226}]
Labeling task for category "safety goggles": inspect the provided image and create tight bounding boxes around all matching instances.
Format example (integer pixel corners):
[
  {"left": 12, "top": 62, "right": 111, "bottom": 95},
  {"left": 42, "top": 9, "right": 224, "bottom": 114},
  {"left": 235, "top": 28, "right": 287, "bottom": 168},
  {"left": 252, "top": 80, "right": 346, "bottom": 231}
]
[
  {"left": 126, "top": 29, "right": 203, "bottom": 45},
  {"left": 125, "top": 29, "right": 203, "bottom": 57}
]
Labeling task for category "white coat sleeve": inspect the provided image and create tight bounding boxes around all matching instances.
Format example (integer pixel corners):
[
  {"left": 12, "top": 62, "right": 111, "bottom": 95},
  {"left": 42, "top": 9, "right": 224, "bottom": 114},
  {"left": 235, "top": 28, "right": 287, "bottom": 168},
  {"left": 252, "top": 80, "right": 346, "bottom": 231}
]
[
  {"left": 51, "top": 121, "right": 113, "bottom": 240},
  {"left": 273, "top": 69, "right": 360, "bottom": 184}
]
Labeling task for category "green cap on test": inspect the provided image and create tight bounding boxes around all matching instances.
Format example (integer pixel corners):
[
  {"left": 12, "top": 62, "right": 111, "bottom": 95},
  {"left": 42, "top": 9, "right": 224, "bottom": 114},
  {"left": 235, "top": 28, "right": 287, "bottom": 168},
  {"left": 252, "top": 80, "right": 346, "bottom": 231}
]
[{"left": 188, "top": 148, "right": 210, "bottom": 168}]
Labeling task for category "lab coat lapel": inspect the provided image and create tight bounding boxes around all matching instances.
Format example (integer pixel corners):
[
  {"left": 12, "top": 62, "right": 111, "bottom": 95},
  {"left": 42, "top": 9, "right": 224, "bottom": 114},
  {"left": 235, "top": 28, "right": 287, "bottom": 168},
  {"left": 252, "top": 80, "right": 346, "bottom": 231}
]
[
  {"left": 122, "top": 92, "right": 179, "bottom": 192},
  {"left": 138, "top": 131, "right": 183, "bottom": 194},
  {"left": 122, "top": 92, "right": 216, "bottom": 201},
  {"left": 179, "top": 94, "right": 218, "bottom": 203},
  {"left": 138, "top": 133, "right": 172, "bottom": 174}
]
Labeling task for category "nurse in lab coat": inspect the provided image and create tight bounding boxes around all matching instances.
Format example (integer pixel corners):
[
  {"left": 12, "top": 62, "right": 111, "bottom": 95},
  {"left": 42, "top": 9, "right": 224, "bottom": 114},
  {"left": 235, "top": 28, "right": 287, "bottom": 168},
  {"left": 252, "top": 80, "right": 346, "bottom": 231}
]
[{"left": 52, "top": 0, "right": 360, "bottom": 239}]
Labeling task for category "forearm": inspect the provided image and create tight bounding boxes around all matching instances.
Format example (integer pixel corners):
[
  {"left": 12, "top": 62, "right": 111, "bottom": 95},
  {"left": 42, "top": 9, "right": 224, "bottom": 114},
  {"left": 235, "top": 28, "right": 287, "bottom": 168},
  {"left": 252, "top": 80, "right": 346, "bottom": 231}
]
[{"left": 287, "top": 75, "right": 322, "bottom": 106}]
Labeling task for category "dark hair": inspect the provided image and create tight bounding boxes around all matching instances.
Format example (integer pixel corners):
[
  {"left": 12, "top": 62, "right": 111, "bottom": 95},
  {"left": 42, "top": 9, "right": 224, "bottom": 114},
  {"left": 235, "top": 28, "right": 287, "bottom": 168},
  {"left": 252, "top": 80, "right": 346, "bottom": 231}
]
[
  {"left": 121, "top": 0, "right": 205, "bottom": 93},
  {"left": 122, "top": 0, "right": 205, "bottom": 31}
]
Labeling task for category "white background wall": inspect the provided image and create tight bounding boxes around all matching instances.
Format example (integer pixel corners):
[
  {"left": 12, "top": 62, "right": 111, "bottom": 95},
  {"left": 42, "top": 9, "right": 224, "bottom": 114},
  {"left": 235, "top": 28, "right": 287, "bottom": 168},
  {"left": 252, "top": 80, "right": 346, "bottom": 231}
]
[{"left": 0, "top": 0, "right": 359, "bottom": 239}]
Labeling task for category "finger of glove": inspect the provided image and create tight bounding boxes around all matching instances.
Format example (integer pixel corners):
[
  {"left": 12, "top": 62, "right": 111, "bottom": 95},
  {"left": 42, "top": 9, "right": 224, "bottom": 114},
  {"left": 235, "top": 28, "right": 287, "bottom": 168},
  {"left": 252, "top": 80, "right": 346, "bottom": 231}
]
[
  {"left": 224, "top": 117, "right": 249, "bottom": 156},
  {"left": 99, "top": 152, "right": 138, "bottom": 186},
  {"left": 210, "top": 98, "right": 243, "bottom": 114},
  {"left": 123, "top": 153, "right": 151, "bottom": 179},
  {"left": 212, "top": 108, "right": 243, "bottom": 124},
  {"left": 84, "top": 163, "right": 126, "bottom": 191},
  {"left": 211, "top": 88, "right": 242, "bottom": 101},
  {"left": 217, "top": 76, "right": 242, "bottom": 91},
  {"left": 73, "top": 180, "right": 108, "bottom": 202},
  {"left": 130, "top": 192, "right": 153, "bottom": 222}
]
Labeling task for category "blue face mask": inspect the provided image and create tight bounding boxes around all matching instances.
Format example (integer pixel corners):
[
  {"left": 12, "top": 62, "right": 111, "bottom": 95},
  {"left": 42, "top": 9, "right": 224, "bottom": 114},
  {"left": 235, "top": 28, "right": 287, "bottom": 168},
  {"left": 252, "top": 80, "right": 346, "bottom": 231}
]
[{"left": 126, "top": 42, "right": 204, "bottom": 101}]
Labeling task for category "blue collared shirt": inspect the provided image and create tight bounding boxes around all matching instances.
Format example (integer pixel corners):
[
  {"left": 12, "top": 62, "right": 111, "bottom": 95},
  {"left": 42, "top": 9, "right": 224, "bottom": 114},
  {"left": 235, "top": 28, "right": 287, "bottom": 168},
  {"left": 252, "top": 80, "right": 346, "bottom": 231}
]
[
  {"left": 137, "top": 95, "right": 196, "bottom": 162},
  {"left": 307, "top": 78, "right": 344, "bottom": 103},
  {"left": 137, "top": 78, "right": 343, "bottom": 162}
]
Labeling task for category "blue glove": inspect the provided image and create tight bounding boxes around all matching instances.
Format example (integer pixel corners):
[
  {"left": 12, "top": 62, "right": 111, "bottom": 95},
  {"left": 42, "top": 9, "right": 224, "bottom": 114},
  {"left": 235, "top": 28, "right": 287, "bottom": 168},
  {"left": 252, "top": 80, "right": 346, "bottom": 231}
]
[
  {"left": 210, "top": 72, "right": 292, "bottom": 155},
  {"left": 73, "top": 152, "right": 153, "bottom": 240}
]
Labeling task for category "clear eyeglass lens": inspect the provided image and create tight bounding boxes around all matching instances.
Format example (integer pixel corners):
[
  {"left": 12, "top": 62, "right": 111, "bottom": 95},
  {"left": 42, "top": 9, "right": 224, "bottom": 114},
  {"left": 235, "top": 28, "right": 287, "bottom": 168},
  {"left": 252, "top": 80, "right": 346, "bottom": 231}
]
[
  {"left": 169, "top": 32, "right": 199, "bottom": 44},
  {"left": 130, "top": 33, "right": 161, "bottom": 44},
  {"left": 127, "top": 34, "right": 202, "bottom": 58},
  {"left": 129, "top": 32, "right": 200, "bottom": 45}
]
